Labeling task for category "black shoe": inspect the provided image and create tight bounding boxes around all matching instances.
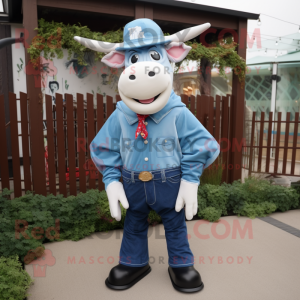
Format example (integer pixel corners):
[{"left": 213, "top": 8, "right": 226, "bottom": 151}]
[
  {"left": 168, "top": 266, "right": 204, "bottom": 293},
  {"left": 105, "top": 264, "right": 151, "bottom": 290}
]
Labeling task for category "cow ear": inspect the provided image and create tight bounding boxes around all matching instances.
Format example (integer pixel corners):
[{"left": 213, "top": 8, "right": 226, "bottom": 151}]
[
  {"left": 165, "top": 42, "right": 191, "bottom": 63},
  {"left": 101, "top": 50, "right": 125, "bottom": 68}
]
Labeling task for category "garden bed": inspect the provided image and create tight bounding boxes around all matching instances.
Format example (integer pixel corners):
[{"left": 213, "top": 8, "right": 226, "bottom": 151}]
[{"left": 0, "top": 176, "right": 299, "bottom": 299}]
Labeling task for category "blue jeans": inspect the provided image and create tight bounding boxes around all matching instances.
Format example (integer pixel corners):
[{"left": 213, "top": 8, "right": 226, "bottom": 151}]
[{"left": 119, "top": 167, "right": 194, "bottom": 268}]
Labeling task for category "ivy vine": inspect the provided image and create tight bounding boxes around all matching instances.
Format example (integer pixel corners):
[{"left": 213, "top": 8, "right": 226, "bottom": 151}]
[{"left": 28, "top": 18, "right": 246, "bottom": 84}]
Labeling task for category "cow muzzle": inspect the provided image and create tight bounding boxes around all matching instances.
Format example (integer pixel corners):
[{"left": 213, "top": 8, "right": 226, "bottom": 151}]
[{"left": 118, "top": 61, "right": 172, "bottom": 115}]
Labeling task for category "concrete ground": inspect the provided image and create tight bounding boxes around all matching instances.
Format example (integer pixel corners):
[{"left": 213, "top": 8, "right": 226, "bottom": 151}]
[{"left": 25, "top": 210, "right": 300, "bottom": 300}]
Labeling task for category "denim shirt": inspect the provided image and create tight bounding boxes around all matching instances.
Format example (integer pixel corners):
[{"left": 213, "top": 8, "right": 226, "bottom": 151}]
[{"left": 90, "top": 91, "right": 220, "bottom": 189}]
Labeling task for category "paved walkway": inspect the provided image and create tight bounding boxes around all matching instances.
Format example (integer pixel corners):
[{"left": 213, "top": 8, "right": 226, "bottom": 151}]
[{"left": 25, "top": 210, "right": 300, "bottom": 300}]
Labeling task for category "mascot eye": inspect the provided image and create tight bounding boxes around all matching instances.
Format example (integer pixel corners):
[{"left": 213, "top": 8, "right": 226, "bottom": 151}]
[
  {"left": 150, "top": 51, "right": 160, "bottom": 61},
  {"left": 131, "top": 54, "right": 139, "bottom": 63}
]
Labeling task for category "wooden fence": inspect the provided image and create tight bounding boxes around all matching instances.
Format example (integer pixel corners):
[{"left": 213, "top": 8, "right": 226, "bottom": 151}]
[
  {"left": 0, "top": 92, "right": 231, "bottom": 198},
  {"left": 245, "top": 111, "right": 300, "bottom": 176}
]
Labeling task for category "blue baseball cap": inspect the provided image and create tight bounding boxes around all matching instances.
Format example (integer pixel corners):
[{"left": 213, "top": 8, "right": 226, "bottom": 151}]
[{"left": 115, "top": 19, "right": 170, "bottom": 51}]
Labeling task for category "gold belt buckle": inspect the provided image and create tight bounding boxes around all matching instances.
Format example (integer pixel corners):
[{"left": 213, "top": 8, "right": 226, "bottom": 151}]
[{"left": 138, "top": 171, "right": 153, "bottom": 182}]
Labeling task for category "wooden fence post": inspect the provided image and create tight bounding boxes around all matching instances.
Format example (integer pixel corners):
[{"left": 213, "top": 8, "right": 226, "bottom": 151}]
[
  {"left": 9, "top": 92, "right": 22, "bottom": 197},
  {"left": 221, "top": 96, "right": 229, "bottom": 183},
  {"left": 282, "top": 112, "right": 290, "bottom": 175},
  {"left": 291, "top": 113, "right": 299, "bottom": 175},
  {"left": 274, "top": 112, "right": 282, "bottom": 174},
  {"left": 207, "top": 96, "right": 214, "bottom": 136},
  {"left": 56, "top": 93, "right": 67, "bottom": 197},
  {"left": 77, "top": 93, "right": 87, "bottom": 193},
  {"left": 265, "top": 112, "right": 273, "bottom": 173},
  {"left": 20, "top": 92, "right": 32, "bottom": 192},
  {"left": 87, "top": 93, "right": 96, "bottom": 189},
  {"left": 181, "top": 94, "right": 189, "bottom": 107},
  {"left": 45, "top": 94, "right": 56, "bottom": 195},
  {"left": 190, "top": 95, "right": 195, "bottom": 115},
  {"left": 215, "top": 95, "right": 221, "bottom": 142},
  {"left": 23, "top": 0, "right": 46, "bottom": 195},
  {"left": 97, "top": 94, "right": 105, "bottom": 191},
  {"left": 230, "top": 18, "right": 247, "bottom": 183},
  {"left": 66, "top": 94, "right": 77, "bottom": 196},
  {"left": 248, "top": 112, "right": 256, "bottom": 176},
  {"left": 0, "top": 95, "right": 10, "bottom": 191},
  {"left": 257, "top": 112, "right": 265, "bottom": 172}
]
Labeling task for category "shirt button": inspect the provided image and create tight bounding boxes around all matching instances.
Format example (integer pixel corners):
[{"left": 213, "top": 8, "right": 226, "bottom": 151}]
[
  {"left": 144, "top": 140, "right": 148, "bottom": 144},
  {"left": 145, "top": 157, "right": 148, "bottom": 161}
]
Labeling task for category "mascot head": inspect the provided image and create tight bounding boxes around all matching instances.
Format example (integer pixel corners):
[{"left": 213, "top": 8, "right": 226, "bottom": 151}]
[{"left": 74, "top": 19, "right": 210, "bottom": 114}]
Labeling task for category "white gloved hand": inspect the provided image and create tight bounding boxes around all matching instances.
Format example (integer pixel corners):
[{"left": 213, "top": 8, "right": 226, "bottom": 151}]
[
  {"left": 106, "top": 181, "right": 129, "bottom": 221},
  {"left": 175, "top": 180, "right": 199, "bottom": 220}
]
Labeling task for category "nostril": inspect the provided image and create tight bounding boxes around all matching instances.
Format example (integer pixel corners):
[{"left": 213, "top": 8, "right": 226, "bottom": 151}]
[
  {"left": 129, "top": 75, "right": 136, "bottom": 80},
  {"left": 148, "top": 71, "right": 155, "bottom": 77}
]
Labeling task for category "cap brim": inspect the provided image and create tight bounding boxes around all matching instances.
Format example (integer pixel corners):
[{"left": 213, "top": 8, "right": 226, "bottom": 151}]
[{"left": 115, "top": 39, "right": 170, "bottom": 51}]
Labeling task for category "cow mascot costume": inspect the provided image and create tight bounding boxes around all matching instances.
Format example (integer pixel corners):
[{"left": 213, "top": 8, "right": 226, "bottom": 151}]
[{"left": 74, "top": 19, "right": 220, "bottom": 293}]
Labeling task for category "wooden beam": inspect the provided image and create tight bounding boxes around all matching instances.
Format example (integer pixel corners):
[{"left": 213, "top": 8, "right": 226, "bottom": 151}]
[
  {"left": 228, "top": 18, "right": 247, "bottom": 183},
  {"left": 135, "top": 1, "right": 145, "bottom": 19},
  {"left": 153, "top": 4, "right": 238, "bottom": 29},
  {"left": 37, "top": 0, "right": 135, "bottom": 17},
  {"left": 38, "top": 0, "right": 237, "bottom": 29},
  {"left": 144, "top": 2, "right": 153, "bottom": 19},
  {"left": 23, "top": 0, "right": 47, "bottom": 195}
]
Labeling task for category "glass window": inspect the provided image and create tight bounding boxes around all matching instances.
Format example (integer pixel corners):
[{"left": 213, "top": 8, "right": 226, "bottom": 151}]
[
  {"left": 172, "top": 61, "right": 233, "bottom": 98},
  {"left": 0, "top": 1, "right": 4, "bottom": 13},
  {"left": 274, "top": 62, "right": 300, "bottom": 164},
  {"left": 245, "top": 64, "right": 273, "bottom": 120},
  {"left": 211, "top": 67, "right": 232, "bottom": 98},
  {"left": 172, "top": 61, "right": 200, "bottom": 97},
  {"left": 275, "top": 62, "right": 300, "bottom": 122}
]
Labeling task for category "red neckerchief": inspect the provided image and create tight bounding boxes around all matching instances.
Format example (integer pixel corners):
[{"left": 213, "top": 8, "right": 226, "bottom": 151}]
[{"left": 135, "top": 114, "right": 149, "bottom": 139}]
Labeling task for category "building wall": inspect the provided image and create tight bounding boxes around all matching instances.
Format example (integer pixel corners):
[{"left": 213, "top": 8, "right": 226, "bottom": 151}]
[{"left": 11, "top": 25, "right": 122, "bottom": 104}]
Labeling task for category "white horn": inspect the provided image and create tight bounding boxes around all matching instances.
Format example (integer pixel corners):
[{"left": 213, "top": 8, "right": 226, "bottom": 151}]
[
  {"left": 74, "top": 36, "right": 124, "bottom": 53},
  {"left": 165, "top": 23, "right": 211, "bottom": 43}
]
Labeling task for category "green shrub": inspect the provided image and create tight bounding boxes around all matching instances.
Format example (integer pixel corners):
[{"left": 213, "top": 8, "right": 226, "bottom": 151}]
[
  {"left": 226, "top": 176, "right": 299, "bottom": 214},
  {"left": 266, "top": 184, "right": 299, "bottom": 211},
  {"left": 0, "top": 255, "right": 34, "bottom": 300},
  {"left": 0, "top": 188, "right": 163, "bottom": 262},
  {"left": 50, "top": 190, "right": 100, "bottom": 241},
  {"left": 0, "top": 190, "right": 47, "bottom": 262},
  {"left": 291, "top": 181, "right": 300, "bottom": 193},
  {"left": 236, "top": 202, "right": 277, "bottom": 219},
  {"left": 197, "top": 194, "right": 207, "bottom": 213},
  {"left": 96, "top": 190, "right": 127, "bottom": 232},
  {"left": 197, "top": 176, "right": 299, "bottom": 221},
  {"left": 291, "top": 181, "right": 300, "bottom": 208},
  {"left": 1, "top": 175, "right": 298, "bottom": 263},
  {"left": 200, "top": 207, "right": 222, "bottom": 222},
  {"left": 198, "top": 184, "right": 228, "bottom": 216},
  {"left": 0, "top": 189, "right": 101, "bottom": 261}
]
